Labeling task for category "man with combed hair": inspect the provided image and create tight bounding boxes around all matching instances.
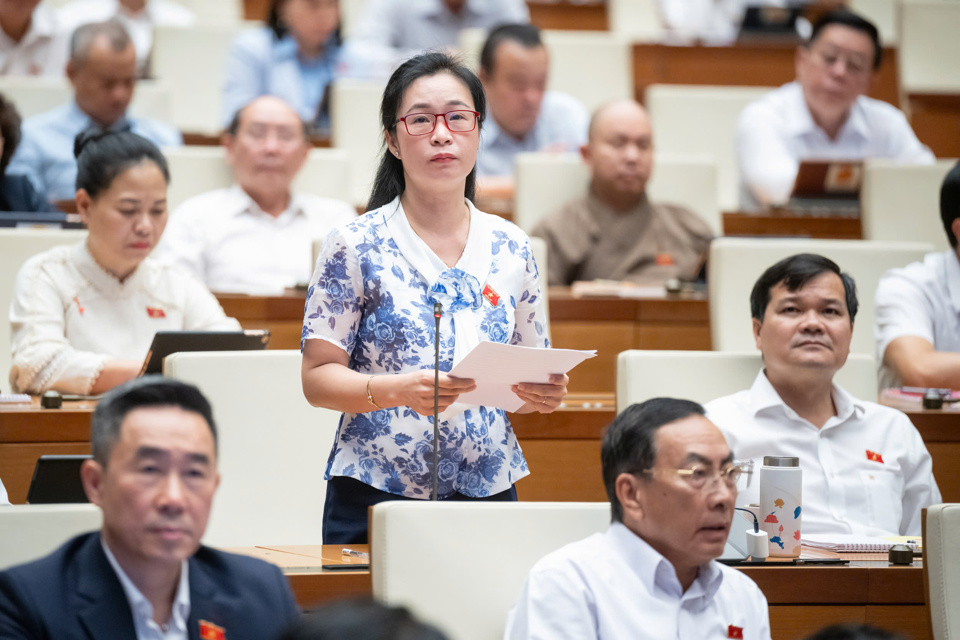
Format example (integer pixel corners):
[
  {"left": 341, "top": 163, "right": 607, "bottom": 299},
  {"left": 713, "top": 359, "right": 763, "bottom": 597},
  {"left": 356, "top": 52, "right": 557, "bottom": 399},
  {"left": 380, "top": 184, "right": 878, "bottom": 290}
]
[
  {"left": 476, "top": 22, "right": 588, "bottom": 181},
  {"left": 156, "top": 96, "right": 356, "bottom": 295},
  {"left": 504, "top": 398, "right": 771, "bottom": 640},
  {"left": 706, "top": 254, "right": 940, "bottom": 536},
  {"left": 7, "top": 20, "right": 181, "bottom": 202},
  {"left": 0, "top": 377, "right": 300, "bottom": 638},
  {"left": 0, "top": 0, "right": 68, "bottom": 76},
  {"left": 875, "top": 161, "right": 960, "bottom": 390},
  {"left": 531, "top": 99, "right": 712, "bottom": 286},
  {"left": 736, "top": 10, "right": 933, "bottom": 211}
]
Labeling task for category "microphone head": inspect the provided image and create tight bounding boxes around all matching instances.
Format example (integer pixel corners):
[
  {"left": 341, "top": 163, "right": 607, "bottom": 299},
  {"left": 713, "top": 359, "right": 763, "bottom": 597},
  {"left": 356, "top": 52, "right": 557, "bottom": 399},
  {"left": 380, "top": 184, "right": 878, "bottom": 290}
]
[{"left": 433, "top": 301, "right": 443, "bottom": 318}]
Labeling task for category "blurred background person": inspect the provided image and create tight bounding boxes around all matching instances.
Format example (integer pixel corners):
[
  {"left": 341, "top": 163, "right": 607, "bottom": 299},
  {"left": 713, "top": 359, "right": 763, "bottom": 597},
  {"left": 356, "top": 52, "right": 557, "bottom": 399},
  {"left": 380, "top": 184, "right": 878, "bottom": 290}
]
[
  {"left": 532, "top": 100, "right": 711, "bottom": 286},
  {"left": 9, "top": 131, "right": 238, "bottom": 395},
  {"left": 222, "top": 0, "right": 341, "bottom": 134},
  {"left": 476, "top": 23, "right": 588, "bottom": 185},
  {"left": 341, "top": 0, "right": 528, "bottom": 80},
  {"left": 56, "top": 0, "right": 194, "bottom": 76},
  {"left": 0, "top": 93, "right": 56, "bottom": 212},
  {"left": 0, "top": 0, "right": 68, "bottom": 76},
  {"left": 280, "top": 600, "right": 448, "bottom": 640},
  {"left": 6, "top": 20, "right": 181, "bottom": 203},
  {"left": 157, "top": 96, "right": 356, "bottom": 295}
]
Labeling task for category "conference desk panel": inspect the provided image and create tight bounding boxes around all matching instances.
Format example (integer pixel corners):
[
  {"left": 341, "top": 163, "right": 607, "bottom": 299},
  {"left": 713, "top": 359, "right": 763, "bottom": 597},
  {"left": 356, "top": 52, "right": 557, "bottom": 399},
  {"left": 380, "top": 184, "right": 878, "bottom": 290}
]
[
  {"left": 723, "top": 212, "right": 863, "bottom": 239},
  {"left": 217, "top": 289, "right": 712, "bottom": 395},
  {"left": 908, "top": 93, "right": 960, "bottom": 159}
]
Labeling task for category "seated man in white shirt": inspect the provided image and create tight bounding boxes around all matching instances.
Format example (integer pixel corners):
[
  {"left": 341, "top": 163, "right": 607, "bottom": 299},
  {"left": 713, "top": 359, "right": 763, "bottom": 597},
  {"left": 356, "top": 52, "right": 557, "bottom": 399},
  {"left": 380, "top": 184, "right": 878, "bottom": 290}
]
[
  {"left": 736, "top": 10, "right": 933, "bottom": 211},
  {"left": 157, "top": 95, "right": 356, "bottom": 295},
  {"left": 705, "top": 254, "right": 941, "bottom": 537},
  {"left": 0, "top": 0, "right": 68, "bottom": 76},
  {"left": 505, "top": 398, "right": 771, "bottom": 640},
  {"left": 476, "top": 23, "right": 588, "bottom": 183},
  {"left": 875, "top": 161, "right": 960, "bottom": 391}
]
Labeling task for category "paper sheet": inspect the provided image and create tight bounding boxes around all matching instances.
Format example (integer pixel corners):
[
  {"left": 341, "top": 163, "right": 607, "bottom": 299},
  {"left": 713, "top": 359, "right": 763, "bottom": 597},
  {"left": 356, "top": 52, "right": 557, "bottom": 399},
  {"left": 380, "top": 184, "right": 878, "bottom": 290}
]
[{"left": 447, "top": 342, "right": 596, "bottom": 412}]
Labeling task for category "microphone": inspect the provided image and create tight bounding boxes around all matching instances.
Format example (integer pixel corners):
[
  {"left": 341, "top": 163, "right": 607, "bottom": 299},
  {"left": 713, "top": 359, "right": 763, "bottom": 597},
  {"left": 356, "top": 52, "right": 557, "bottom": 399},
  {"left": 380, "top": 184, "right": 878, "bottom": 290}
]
[{"left": 432, "top": 301, "right": 443, "bottom": 501}]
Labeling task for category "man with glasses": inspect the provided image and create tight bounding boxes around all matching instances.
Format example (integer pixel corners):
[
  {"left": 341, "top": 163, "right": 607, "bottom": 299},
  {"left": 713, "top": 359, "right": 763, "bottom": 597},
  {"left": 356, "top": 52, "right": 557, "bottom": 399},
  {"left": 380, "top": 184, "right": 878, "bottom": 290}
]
[
  {"left": 705, "top": 254, "right": 940, "bottom": 537},
  {"left": 504, "top": 397, "right": 771, "bottom": 640},
  {"left": 735, "top": 10, "right": 933, "bottom": 211},
  {"left": 156, "top": 96, "right": 356, "bottom": 295}
]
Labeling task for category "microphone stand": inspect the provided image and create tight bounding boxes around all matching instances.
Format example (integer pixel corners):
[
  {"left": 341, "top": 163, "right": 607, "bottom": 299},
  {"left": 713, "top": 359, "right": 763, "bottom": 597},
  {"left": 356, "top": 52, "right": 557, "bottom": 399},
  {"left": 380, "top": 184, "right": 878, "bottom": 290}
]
[{"left": 432, "top": 302, "right": 443, "bottom": 501}]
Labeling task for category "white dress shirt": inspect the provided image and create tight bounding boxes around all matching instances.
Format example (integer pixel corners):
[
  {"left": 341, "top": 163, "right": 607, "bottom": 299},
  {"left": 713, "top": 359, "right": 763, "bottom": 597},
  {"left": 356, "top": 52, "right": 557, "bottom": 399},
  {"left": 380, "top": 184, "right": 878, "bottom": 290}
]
[
  {"left": 736, "top": 82, "right": 935, "bottom": 211},
  {"left": 102, "top": 538, "right": 190, "bottom": 640},
  {"left": 477, "top": 91, "right": 589, "bottom": 178},
  {"left": 705, "top": 371, "right": 941, "bottom": 537},
  {"left": 156, "top": 186, "right": 357, "bottom": 295},
  {"left": 341, "top": 0, "right": 529, "bottom": 79},
  {"left": 57, "top": 0, "right": 194, "bottom": 72},
  {"left": 0, "top": 3, "right": 69, "bottom": 76},
  {"left": 0, "top": 478, "right": 9, "bottom": 506},
  {"left": 875, "top": 250, "right": 960, "bottom": 390},
  {"left": 504, "top": 521, "right": 771, "bottom": 640},
  {"left": 9, "top": 242, "right": 240, "bottom": 395},
  {"left": 658, "top": 0, "right": 747, "bottom": 45}
]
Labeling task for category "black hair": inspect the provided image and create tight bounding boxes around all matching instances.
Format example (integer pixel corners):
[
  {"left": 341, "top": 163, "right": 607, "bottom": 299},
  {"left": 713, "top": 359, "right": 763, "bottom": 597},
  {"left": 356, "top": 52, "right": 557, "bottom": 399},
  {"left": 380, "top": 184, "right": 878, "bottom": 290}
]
[
  {"left": 749, "top": 253, "right": 858, "bottom": 324},
  {"left": 366, "top": 52, "right": 486, "bottom": 211},
  {"left": 479, "top": 23, "right": 543, "bottom": 75},
  {"left": 224, "top": 97, "right": 310, "bottom": 139},
  {"left": 804, "top": 623, "right": 905, "bottom": 640},
  {"left": 0, "top": 93, "right": 22, "bottom": 175},
  {"left": 280, "top": 599, "right": 448, "bottom": 640},
  {"left": 601, "top": 398, "right": 706, "bottom": 523},
  {"left": 267, "top": 0, "right": 342, "bottom": 48},
  {"left": 91, "top": 376, "right": 218, "bottom": 465},
  {"left": 807, "top": 9, "right": 882, "bottom": 70},
  {"left": 73, "top": 129, "right": 170, "bottom": 199},
  {"left": 940, "top": 160, "right": 960, "bottom": 248}
]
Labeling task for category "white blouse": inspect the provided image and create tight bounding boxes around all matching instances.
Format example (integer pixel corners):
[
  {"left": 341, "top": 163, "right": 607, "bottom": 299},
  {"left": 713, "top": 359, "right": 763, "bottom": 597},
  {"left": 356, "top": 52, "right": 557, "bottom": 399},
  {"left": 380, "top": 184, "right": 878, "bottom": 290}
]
[{"left": 10, "top": 243, "right": 240, "bottom": 394}]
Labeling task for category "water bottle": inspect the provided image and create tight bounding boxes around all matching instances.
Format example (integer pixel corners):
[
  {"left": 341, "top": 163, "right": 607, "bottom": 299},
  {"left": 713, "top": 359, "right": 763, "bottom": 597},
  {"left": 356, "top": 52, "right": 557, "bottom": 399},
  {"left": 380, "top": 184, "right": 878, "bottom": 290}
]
[{"left": 759, "top": 456, "right": 802, "bottom": 557}]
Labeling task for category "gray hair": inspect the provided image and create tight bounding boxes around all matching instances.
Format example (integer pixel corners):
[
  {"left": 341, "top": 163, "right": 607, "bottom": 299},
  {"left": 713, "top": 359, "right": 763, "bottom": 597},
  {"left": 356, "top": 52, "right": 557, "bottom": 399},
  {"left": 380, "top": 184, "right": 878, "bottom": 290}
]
[{"left": 70, "top": 20, "right": 133, "bottom": 65}]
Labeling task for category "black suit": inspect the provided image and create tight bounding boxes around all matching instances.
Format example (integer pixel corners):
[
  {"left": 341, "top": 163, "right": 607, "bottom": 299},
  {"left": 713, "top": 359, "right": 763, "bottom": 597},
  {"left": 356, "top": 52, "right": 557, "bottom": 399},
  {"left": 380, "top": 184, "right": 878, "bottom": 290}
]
[
  {"left": 0, "top": 532, "right": 300, "bottom": 640},
  {"left": 0, "top": 175, "right": 56, "bottom": 213}
]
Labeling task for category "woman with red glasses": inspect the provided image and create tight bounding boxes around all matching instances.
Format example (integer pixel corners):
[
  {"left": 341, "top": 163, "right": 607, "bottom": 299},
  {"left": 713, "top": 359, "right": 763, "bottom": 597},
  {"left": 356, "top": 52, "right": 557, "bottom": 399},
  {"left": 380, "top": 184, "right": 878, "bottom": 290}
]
[{"left": 301, "top": 52, "right": 568, "bottom": 544}]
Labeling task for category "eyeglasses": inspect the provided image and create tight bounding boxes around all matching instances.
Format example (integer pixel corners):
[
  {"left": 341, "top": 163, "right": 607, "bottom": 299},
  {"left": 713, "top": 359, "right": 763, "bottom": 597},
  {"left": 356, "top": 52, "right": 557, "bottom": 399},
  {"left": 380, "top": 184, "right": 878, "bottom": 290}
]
[
  {"left": 641, "top": 460, "right": 753, "bottom": 491},
  {"left": 810, "top": 47, "right": 872, "bottom": 78},
  {"left": 395, "top": 110, "right": 480, "bottom": 136}
]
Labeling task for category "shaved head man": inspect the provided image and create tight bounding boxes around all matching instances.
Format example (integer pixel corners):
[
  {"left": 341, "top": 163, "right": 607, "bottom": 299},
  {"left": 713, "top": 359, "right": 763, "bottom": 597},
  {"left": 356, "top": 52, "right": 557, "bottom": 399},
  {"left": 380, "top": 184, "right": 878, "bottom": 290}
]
[{"left": 531, "top": 99, "right": 712, "bottom": 286}]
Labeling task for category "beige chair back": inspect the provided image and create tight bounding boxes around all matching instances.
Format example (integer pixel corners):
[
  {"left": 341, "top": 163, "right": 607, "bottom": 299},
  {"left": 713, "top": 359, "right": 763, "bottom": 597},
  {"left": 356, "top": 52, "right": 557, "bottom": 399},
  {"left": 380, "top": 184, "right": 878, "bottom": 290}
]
[
  {"left": 371, "top": 501, "right": 610, "bottom": 640},
  {"left": 331, "top": 79, "right": 386, "bottom": 207},
  {"left": 900, "top": 1, "right": 960, "bottom": 93},
  {"left": 0, "top": 77, "right": 171, "bottom": 121},
  {"left": 541, "top": 31, "right": 632, "bottom": 114},
  {"left": 925, "top": 503, "right": 960, "bottom": 640},
  {"left": 163, "top": 350, "right": 341, "bottom": 547},
  {"left": 0, "top": 505, "right": 102, "bottom": 571}
]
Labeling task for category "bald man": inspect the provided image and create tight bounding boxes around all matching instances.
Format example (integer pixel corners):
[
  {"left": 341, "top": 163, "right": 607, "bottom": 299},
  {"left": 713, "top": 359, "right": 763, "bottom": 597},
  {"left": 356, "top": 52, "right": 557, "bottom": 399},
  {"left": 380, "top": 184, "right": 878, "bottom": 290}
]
[
  {"left": 531, "top": 100, "right": 712, "bottom": 286},
  {"left": 156, "top": 96, "right": 356, "bottom": 295}
]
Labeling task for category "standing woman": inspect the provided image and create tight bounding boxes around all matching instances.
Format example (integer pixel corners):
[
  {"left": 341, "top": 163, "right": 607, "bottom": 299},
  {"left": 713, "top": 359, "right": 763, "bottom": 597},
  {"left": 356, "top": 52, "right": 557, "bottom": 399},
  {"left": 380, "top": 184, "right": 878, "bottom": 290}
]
[
  {"left": 302, "top": 52, "right": 568, "bottom": 544},
  {"left": 222, "top": 0, "right": 341, "bottom": 133},
  {"left": 9, "top": 131, "right": 240, "bottom": 395}
]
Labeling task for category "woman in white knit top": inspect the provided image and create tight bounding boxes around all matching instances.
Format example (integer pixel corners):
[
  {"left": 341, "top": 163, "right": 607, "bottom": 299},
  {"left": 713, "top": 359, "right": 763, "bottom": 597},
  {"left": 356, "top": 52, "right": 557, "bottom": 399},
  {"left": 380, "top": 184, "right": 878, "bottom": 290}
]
[{"left": 9, "top": 131, "right": 239, "bottom": 395}]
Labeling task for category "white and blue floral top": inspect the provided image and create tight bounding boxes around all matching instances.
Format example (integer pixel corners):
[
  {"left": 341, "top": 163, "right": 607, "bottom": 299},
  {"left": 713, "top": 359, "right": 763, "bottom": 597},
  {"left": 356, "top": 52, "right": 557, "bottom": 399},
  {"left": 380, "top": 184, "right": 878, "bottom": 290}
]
[{"left": 302, "top": 196, "right": 549, "bottom": 499}]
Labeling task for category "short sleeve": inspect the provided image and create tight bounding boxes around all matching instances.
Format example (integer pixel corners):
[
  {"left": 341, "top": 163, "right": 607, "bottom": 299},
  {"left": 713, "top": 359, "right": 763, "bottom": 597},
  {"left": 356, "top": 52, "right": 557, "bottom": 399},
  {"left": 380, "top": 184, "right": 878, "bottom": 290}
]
[
  {"left": 874, "top": 268, "right": 936, "bottom": 361},
  {"left": 511, "top": 234, "right": 550, "bottom": 348},
  {"left": 301, "top": 226, "right": 365, "bottom": 354},
  {"left": 736, "top": 99, "right": 798, "bottom": 209},
  {"left": 503, "top": 564, "right": 599, "bottom": 640}
]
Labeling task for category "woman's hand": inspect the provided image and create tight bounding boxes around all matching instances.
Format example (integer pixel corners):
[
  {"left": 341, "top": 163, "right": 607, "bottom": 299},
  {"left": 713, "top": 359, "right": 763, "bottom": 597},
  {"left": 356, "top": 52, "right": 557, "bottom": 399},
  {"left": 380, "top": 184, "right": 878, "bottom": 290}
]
[
  {"left": 393, "top": 371, "right": 476, "bottom": 416},
  {"left": 512, "top": 373, "right": 569, "bottom": 413}
]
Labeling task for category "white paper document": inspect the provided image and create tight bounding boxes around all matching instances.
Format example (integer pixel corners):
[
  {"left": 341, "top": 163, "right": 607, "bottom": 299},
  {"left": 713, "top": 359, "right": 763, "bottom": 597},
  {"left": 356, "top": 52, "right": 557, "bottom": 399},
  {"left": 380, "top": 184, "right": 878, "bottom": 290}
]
[{"left": 447, "top": 342, "right": 596, "bottom": 412}]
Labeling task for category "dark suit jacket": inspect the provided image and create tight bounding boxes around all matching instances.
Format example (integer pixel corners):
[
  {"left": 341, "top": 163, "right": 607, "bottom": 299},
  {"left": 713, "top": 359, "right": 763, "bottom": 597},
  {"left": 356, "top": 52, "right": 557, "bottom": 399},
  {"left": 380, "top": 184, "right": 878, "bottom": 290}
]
[
  {"left": 0, "top": 532, "right": 300, "bottom": 640},
  {"left": 0, "top": 174, "right": 56, "bottom": 213}
]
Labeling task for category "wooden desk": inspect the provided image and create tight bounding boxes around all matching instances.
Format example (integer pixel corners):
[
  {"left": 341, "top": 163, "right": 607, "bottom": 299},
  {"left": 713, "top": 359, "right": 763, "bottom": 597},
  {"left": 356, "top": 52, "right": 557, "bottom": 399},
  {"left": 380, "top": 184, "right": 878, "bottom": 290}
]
[
  {"left": 632, "top": 44, "right": 900, "bottom": 108},
  {"left": 907, "top": 93, "right": 960, "bottom": 159},
  {"left": 249, "top": 543, "right": 930, "bottom": 639},
  {"left": 723, "top": 211, "right": 863, "bottom": 239},
  {"left": 217, "top": 288, "right": 711, "bottom": 395}
]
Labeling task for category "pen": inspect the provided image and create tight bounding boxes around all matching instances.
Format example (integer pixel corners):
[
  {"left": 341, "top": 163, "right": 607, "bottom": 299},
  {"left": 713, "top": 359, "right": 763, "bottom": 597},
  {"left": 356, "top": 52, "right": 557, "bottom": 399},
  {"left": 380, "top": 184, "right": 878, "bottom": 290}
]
[{"left": 341, "top": 548, "right": 369, "bottom": 560}]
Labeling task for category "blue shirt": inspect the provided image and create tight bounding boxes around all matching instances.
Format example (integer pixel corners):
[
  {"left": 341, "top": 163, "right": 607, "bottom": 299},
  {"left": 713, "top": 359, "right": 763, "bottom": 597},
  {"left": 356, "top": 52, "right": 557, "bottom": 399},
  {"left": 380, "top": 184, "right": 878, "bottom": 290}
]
[
  {"left": 222, "top": 27, "right": 340, "bottom": 131},
  {"left": 302, "top": 197, "right": 549, "bottom": 499},
  {"left": 6, "top": 102, "right": 182, "bottom": 202},
  {"left": 477, "top": 91, "right": 590, "bottom": 178}
]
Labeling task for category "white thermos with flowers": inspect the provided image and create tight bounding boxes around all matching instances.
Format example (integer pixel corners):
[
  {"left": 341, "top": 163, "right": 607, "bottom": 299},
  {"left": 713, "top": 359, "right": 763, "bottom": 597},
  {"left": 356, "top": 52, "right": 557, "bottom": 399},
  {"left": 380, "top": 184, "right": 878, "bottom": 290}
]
[{"left": 759, "top": 456, "right": 802, "bottom": 557}]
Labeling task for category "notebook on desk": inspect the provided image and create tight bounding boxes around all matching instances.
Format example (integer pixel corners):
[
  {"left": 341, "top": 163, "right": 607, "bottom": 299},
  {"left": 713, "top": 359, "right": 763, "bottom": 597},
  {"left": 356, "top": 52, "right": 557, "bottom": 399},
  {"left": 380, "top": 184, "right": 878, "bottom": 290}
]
[
  {"left": 139, "top": 330, "right": 271, "bottom": 376},
  {"left": 787, "top": 161, "right": 863, "bottom": 216}
]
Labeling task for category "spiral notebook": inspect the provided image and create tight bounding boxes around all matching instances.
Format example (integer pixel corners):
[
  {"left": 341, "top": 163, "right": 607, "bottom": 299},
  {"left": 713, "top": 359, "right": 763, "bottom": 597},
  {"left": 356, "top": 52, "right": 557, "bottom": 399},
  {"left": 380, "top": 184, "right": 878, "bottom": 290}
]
[{"left": 802, "top": 534, "right": 920, "bottom": 552}]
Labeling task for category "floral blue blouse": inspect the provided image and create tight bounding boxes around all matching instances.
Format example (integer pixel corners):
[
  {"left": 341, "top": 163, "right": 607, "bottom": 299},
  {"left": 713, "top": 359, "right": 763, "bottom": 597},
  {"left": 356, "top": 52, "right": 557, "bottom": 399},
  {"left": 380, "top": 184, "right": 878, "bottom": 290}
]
[{"left": 302, "top": 197, "right": 549, "bottom": 499}]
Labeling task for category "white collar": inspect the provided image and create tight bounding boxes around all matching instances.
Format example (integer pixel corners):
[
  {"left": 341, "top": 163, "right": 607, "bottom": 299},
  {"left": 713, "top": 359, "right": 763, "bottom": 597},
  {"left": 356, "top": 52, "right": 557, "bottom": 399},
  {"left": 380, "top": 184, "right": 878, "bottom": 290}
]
[
  {"left": 747, "top": 369, "right": 864, "bottom": 427},
  {"left": 74, "top": 241, "right": 149, "bottom": 295},
  {"left": 784, "top": 81, "right": 870, "bottom": 141},
  {"left": 226, "top": 184, "right": 304, "bottom": 221},
  {"left": 101, "top": 536, "right": 191, "bottom": 635}
]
